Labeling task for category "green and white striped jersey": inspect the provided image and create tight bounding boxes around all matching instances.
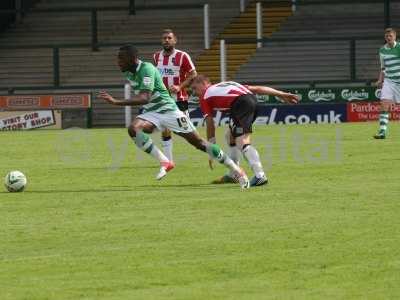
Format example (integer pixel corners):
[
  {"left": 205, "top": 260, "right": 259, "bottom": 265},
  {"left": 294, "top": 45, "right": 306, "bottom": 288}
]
[
  {"left": 123, "top": 60, "right": 178, "bottom": 113},
  {"left": 379, "top": 41, "right": 400, "bottom": 83}
]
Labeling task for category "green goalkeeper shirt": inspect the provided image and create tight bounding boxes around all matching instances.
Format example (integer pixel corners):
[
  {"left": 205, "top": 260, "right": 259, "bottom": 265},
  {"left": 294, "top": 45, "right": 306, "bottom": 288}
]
[
  {"left": 379, "top": 41, "right": 400, "bottom": 84},
  {"left": 123, "top": 60, "right": 178, "bottom": 113}
]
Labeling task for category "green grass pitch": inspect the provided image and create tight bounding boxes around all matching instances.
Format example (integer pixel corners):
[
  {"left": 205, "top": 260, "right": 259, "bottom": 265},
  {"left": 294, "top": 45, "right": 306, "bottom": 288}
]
[{"left": 1, "top": 122, "right": 400, "bottom": 299}]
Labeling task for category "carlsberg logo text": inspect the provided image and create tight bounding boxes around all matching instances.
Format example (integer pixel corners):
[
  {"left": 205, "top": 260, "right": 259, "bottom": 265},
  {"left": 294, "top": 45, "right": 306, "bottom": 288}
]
[
  {"left": 308, "top": 90, "right": 335, "bottom": 102},
  {"left": 341, "top": 89, "right": 369, "bottom": 101}
]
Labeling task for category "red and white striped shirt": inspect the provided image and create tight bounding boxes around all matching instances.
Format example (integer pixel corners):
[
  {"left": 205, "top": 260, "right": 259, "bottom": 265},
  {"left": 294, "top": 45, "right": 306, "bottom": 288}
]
[
  {"left": 199, "top": 81, "right": 253, "bottom": 117},
  {"left": 153, "top": 49, "right": 196, "bottom": 101}
]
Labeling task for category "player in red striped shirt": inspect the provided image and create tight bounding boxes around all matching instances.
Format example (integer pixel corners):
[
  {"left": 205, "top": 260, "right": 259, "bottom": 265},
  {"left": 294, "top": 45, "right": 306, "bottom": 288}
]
[
  {"left": 191, "top": 75, "right": 299, "bottom": 187},
  {"left": 153, "top": 29, "right": 197, "bottom": 163}
]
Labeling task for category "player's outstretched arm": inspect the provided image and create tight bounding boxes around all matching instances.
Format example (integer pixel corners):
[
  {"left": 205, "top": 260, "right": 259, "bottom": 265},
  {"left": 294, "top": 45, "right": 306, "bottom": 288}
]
[
  {"left": 247, "top": 85, "right": 299, "bottom": 104},
  {"left": 205, "top": 115, "right": 216, "bottom": 142},
  {"left": 98, "top": 90, "right": 151, "bottom": 106},
  {"left": 205, "top": 115, "right": 216, "bottom": 170}
]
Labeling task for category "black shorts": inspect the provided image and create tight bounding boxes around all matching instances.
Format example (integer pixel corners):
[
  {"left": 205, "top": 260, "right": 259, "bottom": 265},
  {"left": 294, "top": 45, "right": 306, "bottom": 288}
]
[
  {"left": 176, "top": 101, "right": 189, "bottom": 112},
  {"left": 229, "top": 94, "right": 258, "bottom": 137}
]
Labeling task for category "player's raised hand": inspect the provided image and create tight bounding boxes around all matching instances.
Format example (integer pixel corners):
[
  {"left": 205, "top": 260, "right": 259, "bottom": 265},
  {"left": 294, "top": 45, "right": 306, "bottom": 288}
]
[
  {"left": 279, "top": 92, "right": 299, "bottom": 104},
  {"left": 98, "top": 91, "right": 116, "bottom": 105}
]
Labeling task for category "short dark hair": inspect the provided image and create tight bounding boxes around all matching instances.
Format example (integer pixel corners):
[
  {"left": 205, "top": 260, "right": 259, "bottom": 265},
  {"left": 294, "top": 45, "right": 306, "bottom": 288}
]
[
  {"left": 162, "top": 28, "right": 176, "bottom": 37},
  {"left": 119, "top": 44, "right": 138, "bottom": 57}
]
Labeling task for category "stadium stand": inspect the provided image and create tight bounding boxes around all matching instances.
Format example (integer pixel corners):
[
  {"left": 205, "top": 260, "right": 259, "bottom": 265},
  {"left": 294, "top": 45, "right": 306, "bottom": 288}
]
[
  {"left": 235, "top": 1, "right": 400, "bottom": 85},
  {"left": 0, "top": 0, "right": 241, "bottom": 126},
  {"left": 196, "top": 1, "right": 292, "bottom": 82},
  {"left": 1, "top": 0, "right": 399, "bottom": 126},
  {"left": 0, "top": 0, "right": 239, "bottom": 86}
]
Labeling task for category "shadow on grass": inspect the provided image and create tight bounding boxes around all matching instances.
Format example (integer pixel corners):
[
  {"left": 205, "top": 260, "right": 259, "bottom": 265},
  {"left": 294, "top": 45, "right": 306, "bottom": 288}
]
[
  {"left": 0, "top": 183, "right": 233, "bottom": 194},
  {"left": 9, "top": 189, "right": 135, "bottom": 194},
  {"left": 48, "top": 165, "right": 156, "bottom": 171},
  {"left": 135, "top": 183, "right": 237, "bottom": 190},
  {"left": 0, "top": 184, "right": 227, "bottom": 195}
]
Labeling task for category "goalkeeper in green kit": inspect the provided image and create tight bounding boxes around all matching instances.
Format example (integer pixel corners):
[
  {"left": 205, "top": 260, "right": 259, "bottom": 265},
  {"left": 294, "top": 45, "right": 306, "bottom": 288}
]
[{"left": 98, "top": 44, "right": 249, "bottom": 189}]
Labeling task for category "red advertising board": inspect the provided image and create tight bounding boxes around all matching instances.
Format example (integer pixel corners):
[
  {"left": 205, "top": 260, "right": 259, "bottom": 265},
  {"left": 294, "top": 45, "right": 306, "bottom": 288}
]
[
  {"left": 0, "top": 94, "right": 91, "bottom": 110},
  {"left": 347, "top": 101, "right": 400, "bottom": 122}
]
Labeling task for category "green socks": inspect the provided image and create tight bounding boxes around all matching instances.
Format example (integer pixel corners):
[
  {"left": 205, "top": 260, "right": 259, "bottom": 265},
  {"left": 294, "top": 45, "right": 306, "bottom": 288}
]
[{"left": 134, "top": 131, "right": 169, "bottom": 163}]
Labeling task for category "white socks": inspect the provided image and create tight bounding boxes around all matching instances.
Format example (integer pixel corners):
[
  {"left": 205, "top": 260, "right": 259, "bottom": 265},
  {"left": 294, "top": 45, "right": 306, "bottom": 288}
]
[
  {"left": 242, "top": 144, "right": 265, "bottom": 178},
  {"left": 150, "top": 146, "right": 169, "bottom": 164},
  {"left": 229, "top": 144, "right": 241, "bottom": 165},
  {"left": 161, "top": 137, "right": 173, "bottom": 162}
]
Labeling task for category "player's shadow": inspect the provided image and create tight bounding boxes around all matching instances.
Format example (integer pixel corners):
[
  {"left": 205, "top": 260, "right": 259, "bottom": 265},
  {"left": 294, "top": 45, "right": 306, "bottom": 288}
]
[
  {"left": 48, "top": 166, "right": 156, "bottom": 171},
  {"left": 136, "top": 183, "right": 235, "bottom": 190}
]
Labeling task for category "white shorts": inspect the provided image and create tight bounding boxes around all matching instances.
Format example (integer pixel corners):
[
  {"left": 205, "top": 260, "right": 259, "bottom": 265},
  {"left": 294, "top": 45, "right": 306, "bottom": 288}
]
[
  {"left": 137, "top": 110, "right": 196, "bottom": 133},
  {"left": 380, "top": 79, "right": 400, "bottom": 103}
]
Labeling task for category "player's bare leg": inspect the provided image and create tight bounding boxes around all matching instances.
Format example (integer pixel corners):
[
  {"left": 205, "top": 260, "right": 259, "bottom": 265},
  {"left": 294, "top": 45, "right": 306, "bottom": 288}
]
[
  {"left": 175, "top": 131, "right": 250, "bottom": 189},
  {"left": 374, "top": 100, "right": 391, "bottom": 139},
  {"left": 161, "top": 128, "right": 174, "bottom": 162},
  {"left": 236, "top": 133, "right": 268, "bottom": 187},
  {"left": 128, "top": 118, "right": 174, "bottom": 180}
]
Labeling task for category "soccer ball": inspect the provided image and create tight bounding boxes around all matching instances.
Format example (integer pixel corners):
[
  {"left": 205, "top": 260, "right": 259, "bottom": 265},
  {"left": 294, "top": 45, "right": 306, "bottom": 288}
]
[{"left": 4, "top": 171, "right": 27, "bottom": 192}]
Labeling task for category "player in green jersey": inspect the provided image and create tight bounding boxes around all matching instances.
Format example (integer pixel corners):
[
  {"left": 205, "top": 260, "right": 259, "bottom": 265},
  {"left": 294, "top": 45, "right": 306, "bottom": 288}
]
[
  {"left": 98, "top": 44, "right": 249, "bottom": 189},
  {"left": 374, "top": 28, "right": 400, "bottom": 139}
]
